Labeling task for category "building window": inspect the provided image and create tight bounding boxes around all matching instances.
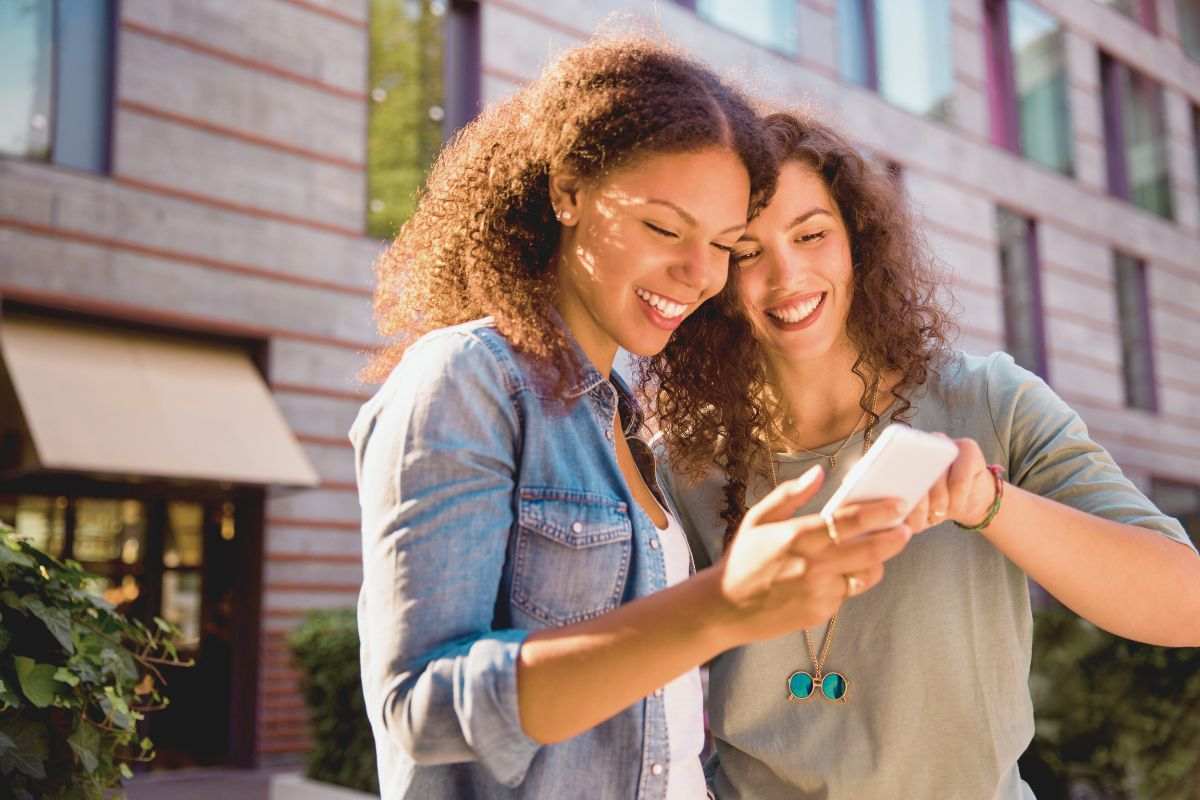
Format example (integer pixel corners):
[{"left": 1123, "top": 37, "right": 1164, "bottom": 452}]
[
  {"left": 838, "top": 0, "right": 954, "bottom": 122},
  {"left": 1180, "top": 0, "right": 1200, "bottom": 61},
  {"left": 367, "top": 0, "right": 447, "bottom": 239},
  {"left": 1092, "top": 0, "right": 1158, "bottom": 30},
  {"left": 1113, "top": 252, "right": 1158, "bottom": 411},
  {"left": 0, "top": 0, "right": 115, "bottom": 173},
  {"left": 996, "top": 208, "right": 1047, "bottom": 378},
  {"left": 985, "top": 0, "right": 1073, "bottom": 175},
  {"left": 1150, "top": 479, "right": 1200, "bottom": 548},
  {"left": 1099, "top": 53, "right": 1173, "bottom": 219},
  {"left": 680, "top": 0, "right": 799, "bottom": 55}
]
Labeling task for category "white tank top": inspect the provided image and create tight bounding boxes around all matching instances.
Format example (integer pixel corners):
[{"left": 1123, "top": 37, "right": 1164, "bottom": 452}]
[{"left": 655, "top": 509, "right": 707, "bottom": 799}]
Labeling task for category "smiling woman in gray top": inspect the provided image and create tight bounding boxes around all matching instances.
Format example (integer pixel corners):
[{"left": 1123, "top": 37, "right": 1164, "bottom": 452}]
[{"left": 648, "top": 111, "right": 1200, "bottom": 799}]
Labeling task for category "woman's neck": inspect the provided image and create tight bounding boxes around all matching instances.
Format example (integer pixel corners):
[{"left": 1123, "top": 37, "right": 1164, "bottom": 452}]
[{"left": 764, "top": 340, "right": 886, "bottom": 451}]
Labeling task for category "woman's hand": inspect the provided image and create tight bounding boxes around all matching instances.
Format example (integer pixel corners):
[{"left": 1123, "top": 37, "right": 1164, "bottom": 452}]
[
  {"left": 714, "top": 465, "right": 913, "bottom": 648},
  {"left": 904, "top": 435, "right": 996, "bottom": 533}
]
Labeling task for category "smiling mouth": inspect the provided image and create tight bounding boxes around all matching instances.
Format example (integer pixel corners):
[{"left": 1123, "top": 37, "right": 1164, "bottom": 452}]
[
  {"left": 635, "top": 287, "right": 688, "bottom": 320},
  {"left": 766, "top": 292, "right": 825, "bottom": 324}
]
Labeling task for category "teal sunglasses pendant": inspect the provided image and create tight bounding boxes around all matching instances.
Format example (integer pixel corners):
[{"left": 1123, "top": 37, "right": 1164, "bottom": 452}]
[{"left": 787, "top": 669, "right": 849, "bottom": 703}]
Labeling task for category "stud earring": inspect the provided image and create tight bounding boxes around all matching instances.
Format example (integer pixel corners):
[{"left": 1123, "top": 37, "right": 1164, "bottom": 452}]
[{"left": 558, "top": 209, "right": 573, "bottom": 222}]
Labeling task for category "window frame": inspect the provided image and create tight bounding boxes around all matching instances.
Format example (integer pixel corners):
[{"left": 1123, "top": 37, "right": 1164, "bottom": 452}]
[
  {"left": 0, "top": 0, "right": 117, "bottom": 174},
  {"left": 995, "top": 206, "right": 1049, "bottom": 379},
  {"left": 1112, "top": 251, "right": 1159, "bottom": 413},
  {"left": 1099, "top": 51, "right": 1175, "bottom": 220}
]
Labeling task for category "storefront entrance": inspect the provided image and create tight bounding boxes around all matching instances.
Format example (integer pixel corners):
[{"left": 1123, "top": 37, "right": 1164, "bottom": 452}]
[{"left": 0, "top": 476, "right": 265, "bottom": 768}]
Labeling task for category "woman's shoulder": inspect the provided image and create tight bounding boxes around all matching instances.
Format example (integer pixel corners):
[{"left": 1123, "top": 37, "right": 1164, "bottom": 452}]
[
  {"left": 926, "top": 349, "right": 1044, "bottom": 402},
  {"left": 385, "top": 318, "right": 523, "bottom": 391}
]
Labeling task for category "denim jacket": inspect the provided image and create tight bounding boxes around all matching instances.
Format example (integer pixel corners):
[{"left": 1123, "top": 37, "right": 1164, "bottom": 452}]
[{"left": 351, "top": 318, "right": 687, "bottom": 799}]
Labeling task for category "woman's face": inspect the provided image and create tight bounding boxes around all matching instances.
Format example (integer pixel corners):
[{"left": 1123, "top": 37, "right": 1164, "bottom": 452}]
[
  {"left": 552, "top": 146, "right": 750, "bottom": 365},
  {"left": 732, "top": 160, "right": 855, "bottom": 365}
]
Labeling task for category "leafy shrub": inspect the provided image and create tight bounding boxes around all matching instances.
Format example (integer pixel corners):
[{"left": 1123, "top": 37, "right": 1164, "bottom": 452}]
[
  {"left": 1026, "top": 607, "right": 1200, "bottom": 799},
  {"left": 0, "top": 523, "right": 190, "bottom": 799},
  {"left": 288, "top": 608, "right": 378, "bottom": 794}
]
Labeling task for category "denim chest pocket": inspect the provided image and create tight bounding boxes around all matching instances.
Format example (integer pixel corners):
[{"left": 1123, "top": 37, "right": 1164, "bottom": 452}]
[{"left": 511, "top": 488, "right": 633, "bottom": 627}]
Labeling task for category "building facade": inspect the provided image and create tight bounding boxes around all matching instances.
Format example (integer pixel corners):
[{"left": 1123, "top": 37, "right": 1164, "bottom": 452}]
[{"left": 0, "top": 0, "right": 1197, "bottom": 769}]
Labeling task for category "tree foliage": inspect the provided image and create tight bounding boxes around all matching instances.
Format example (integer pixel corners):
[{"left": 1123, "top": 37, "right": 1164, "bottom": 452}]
[
  {"left": 288, "top": 608, "right": 378, "bottom": 794},
  {"left": 367, "top": 0, "right": 445, "bottom": 239},
  {"left": 1028, "top": 607, "right": 1200, "bottom": 799},
  {"left": 0, "top": 523, "right": 190, "bottom": 800}
]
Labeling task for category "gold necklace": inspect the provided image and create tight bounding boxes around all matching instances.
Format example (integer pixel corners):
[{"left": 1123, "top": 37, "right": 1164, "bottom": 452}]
[
  {"left": 777, "top": 381, "right": 879, "bottom": 471},
  {"left": 767, "top": 379, "right": 879, "bottom": 704}
]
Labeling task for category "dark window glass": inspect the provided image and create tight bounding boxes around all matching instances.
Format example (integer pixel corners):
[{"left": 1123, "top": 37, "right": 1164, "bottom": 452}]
[
  {"left": 999, "top": 0, "right": 1073, "bottom": 174},
  {"left": 1150, "top": 479, "right": 1200, "bottom": 547},
  {"left": 0, "top": 0, "right": 113, "bottom": 173},
  {"left": 1113, "top": 252, "right": 1158, "bottom": 411},
  {"left": 996, "top": 208, "right": 1047, "bottom": 377},
  {"left": 1181, "top": 0, "right": 1200, "bottom": 61},
  {"left": 839, "top": 0, "right": 954, "bottom": 121},
  {"left": 696, "top": 0, "right": 799, "bottom": 54},
  {"left": 1100, "top": 54, "right": 1173, "bottom": 219},
  {"left": 367, "top": 0, "right": 446, "bottom": 239}
]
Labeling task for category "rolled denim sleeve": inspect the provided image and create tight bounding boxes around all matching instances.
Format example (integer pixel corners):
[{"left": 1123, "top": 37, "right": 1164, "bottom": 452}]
[{"left": 353, "top": 330, "right": 541, "bottom": 786}]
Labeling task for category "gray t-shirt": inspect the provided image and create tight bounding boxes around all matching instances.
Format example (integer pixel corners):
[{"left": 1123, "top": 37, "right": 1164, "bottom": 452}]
[{"left": 657, "top": 351, "right": 1195, "bottom": 800}]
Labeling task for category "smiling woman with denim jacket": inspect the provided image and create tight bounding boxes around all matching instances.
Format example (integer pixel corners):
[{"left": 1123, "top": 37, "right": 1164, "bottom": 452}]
[{"left": 351, "top": 39, "right": 916, "bottom": 799}]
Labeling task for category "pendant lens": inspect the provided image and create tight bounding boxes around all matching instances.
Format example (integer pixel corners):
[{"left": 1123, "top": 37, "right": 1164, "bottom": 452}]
[{"left": 787, "top": 671, "right": 815, "bottom": 701}]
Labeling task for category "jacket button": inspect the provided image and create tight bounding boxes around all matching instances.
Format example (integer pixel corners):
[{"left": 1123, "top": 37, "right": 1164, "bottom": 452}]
[
  {"left": 571, "top": 521, "right": 583, "bottom": 533},
  {"left": 605, "top": 428, "right": 614, "bottom": 441},
  {"left": 649, "top": 537, "right": 660, "bottom": 550},
  {"left": 651, "top": 763, "right": 664, "bottom": 776}
]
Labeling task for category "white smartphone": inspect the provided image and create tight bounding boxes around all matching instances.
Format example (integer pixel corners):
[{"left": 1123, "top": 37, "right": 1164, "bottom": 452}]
[{"left": 819, "top": 424, "right": 959, "bottom": 525}]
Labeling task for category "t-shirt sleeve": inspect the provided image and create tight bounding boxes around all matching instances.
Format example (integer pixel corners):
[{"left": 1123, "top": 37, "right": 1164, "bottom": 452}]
[{"left": 982, "top": 352, "right": 1195, "bottom": 552}]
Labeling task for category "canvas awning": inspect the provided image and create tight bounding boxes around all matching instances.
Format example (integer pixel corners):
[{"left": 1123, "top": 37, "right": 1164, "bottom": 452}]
[{"left": 0, "top": 313, "right": 319, "bottom": 487}]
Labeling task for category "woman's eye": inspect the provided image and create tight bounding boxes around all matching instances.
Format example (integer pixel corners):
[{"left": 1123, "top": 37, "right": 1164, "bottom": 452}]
[
  {"left": 712, "top": 242, "right": 735, "bottom": 254},
  {"left": 731, "top": 250, "right": 761, "bottom": 264},
  {"left": 796, "top": 231, "right": 827, "bottom": 244},
  {"left": 644, "top": 222, "right": 679, "bottom": 239}
]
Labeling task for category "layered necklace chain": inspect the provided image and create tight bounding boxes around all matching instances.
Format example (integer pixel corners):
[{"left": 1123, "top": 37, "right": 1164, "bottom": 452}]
[{"left": 768, "top": 378, "right": 879, "bottom": 705}]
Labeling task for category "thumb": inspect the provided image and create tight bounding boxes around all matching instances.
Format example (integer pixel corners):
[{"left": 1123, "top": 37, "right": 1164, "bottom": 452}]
[{"left": 744, "top": 464, "right": 825, "bottom": 527}]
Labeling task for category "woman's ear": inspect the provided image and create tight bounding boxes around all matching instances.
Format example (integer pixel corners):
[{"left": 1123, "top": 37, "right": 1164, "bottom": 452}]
[{"left": 548, "top": 171, "right": 582, "bottom": 227}]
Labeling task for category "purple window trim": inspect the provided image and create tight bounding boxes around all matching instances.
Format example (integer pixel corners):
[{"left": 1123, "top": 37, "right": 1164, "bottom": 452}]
[
  {"left": 1100, "top": 52, "right": 1132, "bottom": 201},
  {"left": 443, "top": 0, "right": 481, "bottom": 141},
  {"left": 1137, "top": 0, "right": 1158, "bottom": 32},
  {"left": 983, "top": 0, "right": 1020, "bottom": 151},
  {"left": 861, "top": 0, "right": 879, "bottom": 92}
]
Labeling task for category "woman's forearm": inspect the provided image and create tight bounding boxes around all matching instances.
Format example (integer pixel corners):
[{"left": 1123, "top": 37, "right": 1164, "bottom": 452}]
[
  {"left": 981, "top": 485, "right": 1200, "bottom": 646},
  {"left": 516, "top": 567, "right": 736, "bottom": 744}
]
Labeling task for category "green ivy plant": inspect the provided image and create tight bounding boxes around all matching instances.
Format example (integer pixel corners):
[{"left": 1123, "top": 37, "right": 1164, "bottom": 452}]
[{"left": 0, "top": 523, "right": 192, "bottom": 800}]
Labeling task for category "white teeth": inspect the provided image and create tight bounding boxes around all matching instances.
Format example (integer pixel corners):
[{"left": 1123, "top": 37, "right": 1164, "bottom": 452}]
[
  {"left": 635, "top": 287, "right": 686, "bottom": 319},
  {"left": 767, "top": 294, "right": 822, "bottom": 324}
]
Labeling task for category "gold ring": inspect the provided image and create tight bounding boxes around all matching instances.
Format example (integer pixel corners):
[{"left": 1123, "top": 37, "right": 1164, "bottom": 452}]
[
  {"left": 845, "top": 574, "right": 864, "bottom": 597},
  {"left": 822, "top": 513, "right": 841, "bottom": 545}
]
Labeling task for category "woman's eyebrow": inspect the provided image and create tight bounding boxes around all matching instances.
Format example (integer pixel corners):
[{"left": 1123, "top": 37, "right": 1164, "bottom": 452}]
[
  {"left": 646, "top": 198, "right": 747, "bottom": 235},
  {"left": 786, "top": 208, "right": 834, "bottom": 229}
]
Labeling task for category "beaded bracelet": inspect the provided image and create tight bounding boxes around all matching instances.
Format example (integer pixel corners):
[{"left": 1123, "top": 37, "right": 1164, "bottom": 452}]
[{"left": 955, "top": 464, "right": 1006, "bottom": 531}]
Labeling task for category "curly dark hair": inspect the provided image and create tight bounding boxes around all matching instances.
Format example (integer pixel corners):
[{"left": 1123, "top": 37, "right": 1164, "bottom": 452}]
[
  {"left": 364, "top": 37, "right": 776, "bottom": 387},
  {"left": 643, "top": 110, "right": 955, "bottom": 546}
]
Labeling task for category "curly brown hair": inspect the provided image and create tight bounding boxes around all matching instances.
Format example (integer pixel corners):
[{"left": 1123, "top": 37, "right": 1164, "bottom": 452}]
[
  {"left": 364, "top": 37, "right": 776, "bottom": 388},
  {"left": 643, "top": 110, "right": 955, "bottom": 545}
]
